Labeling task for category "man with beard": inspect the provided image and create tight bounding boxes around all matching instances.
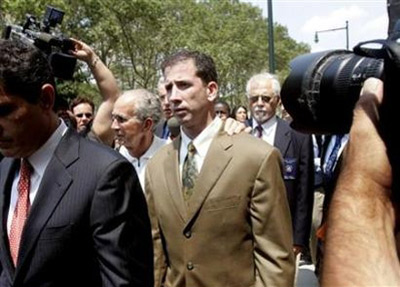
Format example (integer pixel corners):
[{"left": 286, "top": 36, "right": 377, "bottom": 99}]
[{"left": 246, "top": 73, "right": 314, "bottom": 261}]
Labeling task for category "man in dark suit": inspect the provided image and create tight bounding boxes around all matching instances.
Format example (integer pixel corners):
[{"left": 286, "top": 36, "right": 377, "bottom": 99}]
[
  {"left": 246, "top": 73, "right": 314, "bottom": 258},
  {"left": 0, "top": 39, "right": 153, "bottom": 286},
  {"left": 154, "top": 79, "right": 181, "bottom": 140}
]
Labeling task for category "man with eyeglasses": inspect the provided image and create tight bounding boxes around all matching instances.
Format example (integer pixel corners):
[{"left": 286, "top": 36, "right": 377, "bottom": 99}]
[
  {"left": 68, "top": 38, "right": 120, "bottom": 147},
  {"left": 246, "top": 73, "right": 315, "bottom": 266},
  {"left": 69, "top": 97, "right": 95, "bottom": 134}
]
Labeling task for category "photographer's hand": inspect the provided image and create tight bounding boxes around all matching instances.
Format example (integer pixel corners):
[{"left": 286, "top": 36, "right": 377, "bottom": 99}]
[{"left": 322, "top": 78, "right": 400, "bottom": 286}]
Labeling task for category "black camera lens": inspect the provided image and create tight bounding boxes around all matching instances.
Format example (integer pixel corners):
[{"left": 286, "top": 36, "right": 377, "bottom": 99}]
[{"left": 281, "top": 50, "right": 384, "bottom": 134}]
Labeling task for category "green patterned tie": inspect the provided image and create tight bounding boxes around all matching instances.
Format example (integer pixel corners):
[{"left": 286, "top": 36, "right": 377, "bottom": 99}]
[{"left": 182, "top": 142, "right": 198, "bottom": 200}]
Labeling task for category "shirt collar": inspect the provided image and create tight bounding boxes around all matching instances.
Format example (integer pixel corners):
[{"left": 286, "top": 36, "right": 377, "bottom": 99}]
[
  {"left": 252, "top": 115, "right": 277, "bottom": 132},
  {"left": 139, "top": 136, "right": 167, "bottom": 160},
  {"left": 27, "top": 119, "right": 68, "bottom": 178},
  {"left": 119, "top": 135, "right": 167, "bottom": 163},
  {"left": 181, "top": 117, "right": 222, "bottom": 158}
]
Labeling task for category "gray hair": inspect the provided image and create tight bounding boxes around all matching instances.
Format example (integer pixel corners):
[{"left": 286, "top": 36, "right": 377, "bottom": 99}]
[
  {"left": 245, "top": 73, "right": 281, "bottom": 98},
  {"left": 123, "top": 89, "right": 162, "bottom": 126}
]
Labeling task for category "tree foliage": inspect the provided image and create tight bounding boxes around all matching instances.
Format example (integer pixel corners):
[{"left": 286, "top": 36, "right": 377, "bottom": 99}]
[{"left": 0, "top": 0, "right": 310, "bottom": 107}]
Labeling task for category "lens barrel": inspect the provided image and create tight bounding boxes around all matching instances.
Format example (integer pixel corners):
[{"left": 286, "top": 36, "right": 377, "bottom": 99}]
[{"left": 281, "top": 50, "right": 384, "bottom": 134}]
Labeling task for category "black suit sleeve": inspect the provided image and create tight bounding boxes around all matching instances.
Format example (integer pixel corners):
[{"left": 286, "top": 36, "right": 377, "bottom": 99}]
[
  {"left": 90, "top": 159, "right": 154, "bottom": 287},
  {"left": 292, "top": 133, "right": 315, "bottom": 247}
]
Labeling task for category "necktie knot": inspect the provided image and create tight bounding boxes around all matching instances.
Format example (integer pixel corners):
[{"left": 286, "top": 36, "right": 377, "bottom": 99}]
[
  {"left": 187, "top": 142, "right": 196, "bottom": 154},
  {"left": 20, "top": 159, "right": 32, "bottom": 182},
  {"left": 255, "top": 125, "right": 263, "bottom": 138}
]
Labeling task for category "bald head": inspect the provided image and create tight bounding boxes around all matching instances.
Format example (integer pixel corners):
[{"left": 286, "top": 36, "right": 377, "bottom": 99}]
[{"left": 115, "top": 89, "right": 162, "bottom": 125}]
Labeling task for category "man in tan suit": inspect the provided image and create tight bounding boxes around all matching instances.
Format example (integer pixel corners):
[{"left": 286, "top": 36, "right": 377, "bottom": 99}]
[{"left": 145, "top": 50, "right": 295, "bottom": 287}]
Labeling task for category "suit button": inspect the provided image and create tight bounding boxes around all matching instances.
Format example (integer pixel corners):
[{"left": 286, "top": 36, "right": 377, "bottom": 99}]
[
  {"left": 187, "top": 262, "right": 194, "bottom": 270},
  {"left": 184, "top": 231, "right": 192, "bottom": 238}
]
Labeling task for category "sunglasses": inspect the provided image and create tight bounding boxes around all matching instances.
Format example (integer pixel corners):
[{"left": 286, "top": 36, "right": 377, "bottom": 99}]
[
  {"left": 249, "top": 95, "right": 275, "bottom": 104},
  {"left": 75, "top": 113, "right": 93, "bottom": 118}
]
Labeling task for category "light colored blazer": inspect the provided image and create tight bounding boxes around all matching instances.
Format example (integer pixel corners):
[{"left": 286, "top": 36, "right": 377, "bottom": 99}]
[{"left": 146, "top": 129, "right": 295, "bottom": 287}]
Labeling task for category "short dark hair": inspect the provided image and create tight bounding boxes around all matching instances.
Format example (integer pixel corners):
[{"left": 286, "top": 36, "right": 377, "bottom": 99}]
[
  {"left": 70, "top": 97, "right": 95, "bottom": 113},
  {"left": 0, "top": 39, "right": 56, "bottom": 104},
  {"left": 161, "top": 49, "right": 218, "bottom": 85},
  {"left": 215, "top": 100, "right": 231, "bottom": 115}
]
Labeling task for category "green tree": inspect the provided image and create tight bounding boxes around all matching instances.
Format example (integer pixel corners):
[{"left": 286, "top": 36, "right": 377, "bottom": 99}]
[{"left": 0, "top": 0, "right": 310, "bottom": 108}]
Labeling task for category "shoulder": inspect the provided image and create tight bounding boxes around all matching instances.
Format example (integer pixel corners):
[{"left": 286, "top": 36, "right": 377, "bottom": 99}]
[
  {"left": 222, "top": 132, "right": 280, "bottom": 160},
  {"left": 278, "top": 118, "right": 311, "bottom": 141},
  {"left": 59, "top": 129, "right": 128, "bottom": 167},
  {"left": 147, "top": 137, "right": 176, "bottom": 167}
]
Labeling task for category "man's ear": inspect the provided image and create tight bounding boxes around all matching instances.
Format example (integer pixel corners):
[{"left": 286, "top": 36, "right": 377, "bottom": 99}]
[
  {"left": 273, "top": 95, "right": 281, "bottom": 107},
  {"left": 142, "top": 118, "right": 153, "bottom": 132},
  {"left": 207, "top": 81, "right": 218, "bottom": 102},
  {"left": 39, "top": 84, "right": 56, "bottom": 111}
]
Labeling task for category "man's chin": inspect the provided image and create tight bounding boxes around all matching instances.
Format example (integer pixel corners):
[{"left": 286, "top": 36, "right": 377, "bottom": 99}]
[{"left": 0, "top": 147, "right": 29, "bottom": 158}]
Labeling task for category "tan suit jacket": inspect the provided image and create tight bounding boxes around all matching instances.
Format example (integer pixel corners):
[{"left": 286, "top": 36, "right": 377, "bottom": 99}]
[{"left": 145, "top": 129, "right": 295, "bottom": 287}]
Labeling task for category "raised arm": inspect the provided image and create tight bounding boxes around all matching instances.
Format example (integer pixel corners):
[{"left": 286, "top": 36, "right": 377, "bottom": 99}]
[{"left": 70, "top": 38, "right": 120, "bottom": 146}]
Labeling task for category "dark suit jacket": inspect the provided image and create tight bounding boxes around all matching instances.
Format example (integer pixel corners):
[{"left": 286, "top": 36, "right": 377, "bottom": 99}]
[
  {"left": 0, "top": 129, "right": 153, "bottom": 287},
  {"left": 274, "top": 118, "right": 314, "bottom": 247},
  {"left": 154, "top": 118, "right": 167, "bottom": 138}
]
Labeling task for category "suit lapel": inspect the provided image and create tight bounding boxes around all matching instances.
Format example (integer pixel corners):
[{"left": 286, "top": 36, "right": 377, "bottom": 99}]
[
  {"left": 274, "top": 118, "right": 291, "bottom": 157},
  {"left": 15, "top": 129, "right": 78, "bottom": 274},
  {"left": 164, "top": 137, "right": 187, "bottom": 222},
  {"left": 185, "top": 132, "right": 233, "bottom": 224},
  {"left": 0, "top": 158, "right": 19, "bottom": 277}
]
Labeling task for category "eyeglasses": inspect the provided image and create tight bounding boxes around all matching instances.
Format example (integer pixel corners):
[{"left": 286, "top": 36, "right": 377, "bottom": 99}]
[
  {"left": 249, "top": 95, "right": 275, "bottom": 104},
  {"left": 75, "top": 113, "right": 93, "bottom": 118}
]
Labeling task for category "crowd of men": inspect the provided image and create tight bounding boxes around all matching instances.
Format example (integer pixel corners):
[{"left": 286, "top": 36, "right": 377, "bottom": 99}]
[{"left": 0, "top": 35, "right": 397, "bottom": 287}]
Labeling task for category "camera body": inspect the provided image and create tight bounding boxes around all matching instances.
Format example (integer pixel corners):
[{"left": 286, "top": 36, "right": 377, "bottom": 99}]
[
  {"left": 2, "top": 6, "right": 76, "bottom": 80},
  {"left": 281, "top": 20, "right": 400, "bottom": 199},
  {"left": 281, "top": 49, "right": 384, "bottom": 134}
]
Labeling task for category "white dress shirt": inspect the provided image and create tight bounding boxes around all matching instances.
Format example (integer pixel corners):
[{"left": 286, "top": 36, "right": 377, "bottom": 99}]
[
  {"left": 7, "top": 120, "right": 68, "bottom": 234},
  {"left": 119, "top": 135, "right": 167, "bottom": 192},
  {"left": 179, "top": 117, "right": 222, "bottom": 180},
  {"left": 252, "top": 115, "right": 278, "bottom": 145}
]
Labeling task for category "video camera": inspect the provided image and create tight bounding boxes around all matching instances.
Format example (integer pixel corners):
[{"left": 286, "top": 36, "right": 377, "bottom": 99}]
[
  {"left": 281, "top": 0, "right": 400, "bottom": 199},
  {"left": 2, "top": 6, "right": 76, "bottom": 80}
]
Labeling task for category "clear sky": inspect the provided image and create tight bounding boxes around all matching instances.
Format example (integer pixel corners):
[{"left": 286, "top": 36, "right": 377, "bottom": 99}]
[{"left": 242, "top": 0, "right": 388, "bottom": 52}]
